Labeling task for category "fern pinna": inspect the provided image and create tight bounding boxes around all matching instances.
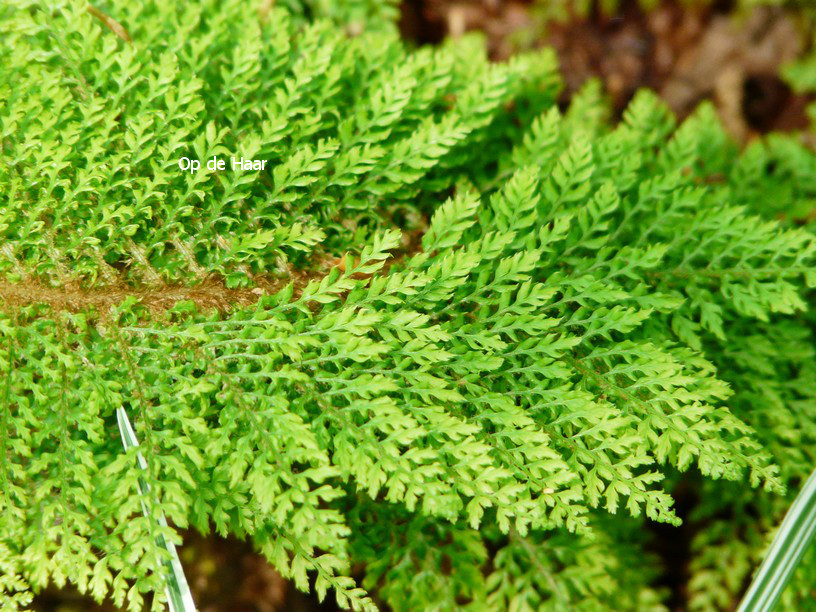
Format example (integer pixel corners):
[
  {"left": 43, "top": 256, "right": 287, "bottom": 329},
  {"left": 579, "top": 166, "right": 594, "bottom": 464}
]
[{"left": 1, "top": 1, "right": 815, "bottom": 610}]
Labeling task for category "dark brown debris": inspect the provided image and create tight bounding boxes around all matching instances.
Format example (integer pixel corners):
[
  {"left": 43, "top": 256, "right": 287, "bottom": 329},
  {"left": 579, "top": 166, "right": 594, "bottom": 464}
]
[{"left": 402, "top": 0, "right": 812, "bottom": 139}]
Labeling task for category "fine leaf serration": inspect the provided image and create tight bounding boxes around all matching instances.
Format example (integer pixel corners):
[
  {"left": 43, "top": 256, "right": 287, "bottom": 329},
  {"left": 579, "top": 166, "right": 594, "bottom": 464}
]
[{"left": 1, "top": 1, "right": 816, "bottom": 610}]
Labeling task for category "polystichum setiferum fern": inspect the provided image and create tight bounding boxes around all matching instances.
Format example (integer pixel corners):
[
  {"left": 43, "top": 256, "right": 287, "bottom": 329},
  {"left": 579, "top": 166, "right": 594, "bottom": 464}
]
[{"left": 1, "top": 1, "right": 815, "bottom": 610}]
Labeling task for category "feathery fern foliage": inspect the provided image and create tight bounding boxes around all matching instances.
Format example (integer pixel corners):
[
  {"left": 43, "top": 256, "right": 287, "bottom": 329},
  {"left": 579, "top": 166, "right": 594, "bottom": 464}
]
[{"left": 1, "top": 1, "right": 815, "bottom": 610}]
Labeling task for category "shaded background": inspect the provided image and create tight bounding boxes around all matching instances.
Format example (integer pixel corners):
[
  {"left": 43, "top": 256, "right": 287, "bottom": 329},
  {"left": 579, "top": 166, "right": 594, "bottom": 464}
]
[{"left": 399, "top": 0, "right": 814, "bottom": 140}]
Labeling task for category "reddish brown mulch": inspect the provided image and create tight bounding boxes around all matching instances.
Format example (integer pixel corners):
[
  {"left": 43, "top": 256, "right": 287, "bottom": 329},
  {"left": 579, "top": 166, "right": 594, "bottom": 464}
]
[{"left": 400, "top": 0, "right": 812, "bottom": 139}]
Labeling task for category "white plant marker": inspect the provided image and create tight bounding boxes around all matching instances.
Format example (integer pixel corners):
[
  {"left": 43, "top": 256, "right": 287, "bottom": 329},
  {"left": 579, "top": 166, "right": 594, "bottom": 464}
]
[
  {"left": 737, "top": 468, "right": 816, "bottom": 612},
  {"left": 116, "top": 407, "right": 196, "bottom": 612}
]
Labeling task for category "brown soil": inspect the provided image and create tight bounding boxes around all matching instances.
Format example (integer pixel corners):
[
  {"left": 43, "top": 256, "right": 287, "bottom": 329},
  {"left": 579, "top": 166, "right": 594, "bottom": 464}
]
[{"left": 401, "top": 0, "right": 813, "bottom": 139}]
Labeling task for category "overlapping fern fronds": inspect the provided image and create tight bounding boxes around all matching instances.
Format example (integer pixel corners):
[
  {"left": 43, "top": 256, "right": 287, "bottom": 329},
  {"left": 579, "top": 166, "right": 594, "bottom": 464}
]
[{"left": 1, "top": 1, "right": 816, "bottom": 610}]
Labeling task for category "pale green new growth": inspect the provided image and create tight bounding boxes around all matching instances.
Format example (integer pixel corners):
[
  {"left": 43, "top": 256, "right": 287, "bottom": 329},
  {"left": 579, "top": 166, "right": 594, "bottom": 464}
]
[{"left": 1, "top": 1, "right": 815, "bottom": 611}]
